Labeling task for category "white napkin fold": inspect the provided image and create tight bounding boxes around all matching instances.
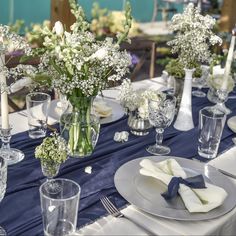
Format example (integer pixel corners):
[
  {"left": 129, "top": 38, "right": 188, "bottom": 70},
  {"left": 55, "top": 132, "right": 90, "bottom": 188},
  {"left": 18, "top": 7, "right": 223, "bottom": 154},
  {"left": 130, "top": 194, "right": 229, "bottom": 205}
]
[
  {"left": 140, "top": 159, "right": 227, "bottom": 213},
  {"left": 93, "top": 100, "right": 112, "bottom": 118},
  {"left": 209, "top": 146, "right": 236, "bottom": 178}
]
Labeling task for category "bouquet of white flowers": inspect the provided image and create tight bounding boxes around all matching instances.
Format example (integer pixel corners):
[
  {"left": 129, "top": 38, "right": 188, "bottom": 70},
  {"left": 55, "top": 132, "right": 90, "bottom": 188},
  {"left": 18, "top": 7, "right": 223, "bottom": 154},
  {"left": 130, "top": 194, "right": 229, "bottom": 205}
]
[
  {"left": 167, "top": 3, "right": 222, "bottom": 69},
  {"left": 0, "top": 24, "right": 32, "bottom": 93},
  {"left": 119, "top": 79, "right": 165, "bottom": 119},
  {"left": 25, "top": 0, "right": 131, "bottom": 101},
  {"left": 24, "top": 0, "right": 132, "bottom": 157}
]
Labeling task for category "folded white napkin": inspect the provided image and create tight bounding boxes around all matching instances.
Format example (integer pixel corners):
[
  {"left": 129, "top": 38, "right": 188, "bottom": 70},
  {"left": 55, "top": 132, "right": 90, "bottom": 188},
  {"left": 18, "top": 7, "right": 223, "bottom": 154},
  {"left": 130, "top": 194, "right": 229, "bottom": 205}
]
[
  {"left": 140, "top": 159, "right": 227, "bottom": 213},
  {"left": 93, "top": 100, "right": 112, "bottom": 118},
  {"left": 209, "top": 146, "right": 236, "bottom": 178}
]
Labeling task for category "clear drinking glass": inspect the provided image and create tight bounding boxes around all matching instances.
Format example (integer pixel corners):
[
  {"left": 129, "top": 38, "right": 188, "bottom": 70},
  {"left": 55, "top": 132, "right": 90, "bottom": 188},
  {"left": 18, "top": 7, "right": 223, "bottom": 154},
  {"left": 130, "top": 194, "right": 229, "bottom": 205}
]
[
  {"left": 198, "top": 106, "right": 226, "bottom": 159},
  {"left": 26, "top": 92, "right": 51, "bottom": 139},
  {"left": 146, "top": 94, "right": 176, "bottom": 155},
  {"left": 0, "top": 156, "right": 7, "bottom": 236},
  {"left": 40, "top": 178, "right": 81, "bottom": 236}
]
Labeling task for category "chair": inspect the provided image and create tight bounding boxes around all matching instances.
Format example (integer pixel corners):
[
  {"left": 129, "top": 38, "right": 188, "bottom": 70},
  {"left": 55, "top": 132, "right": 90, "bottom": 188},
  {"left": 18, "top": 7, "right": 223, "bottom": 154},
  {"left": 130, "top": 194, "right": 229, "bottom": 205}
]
[
  {"left": 5, "top": 53, "right": 39, "bottom": 112},
  {"left": 120, "top": 37, "right": 157, "bottom": 81}
]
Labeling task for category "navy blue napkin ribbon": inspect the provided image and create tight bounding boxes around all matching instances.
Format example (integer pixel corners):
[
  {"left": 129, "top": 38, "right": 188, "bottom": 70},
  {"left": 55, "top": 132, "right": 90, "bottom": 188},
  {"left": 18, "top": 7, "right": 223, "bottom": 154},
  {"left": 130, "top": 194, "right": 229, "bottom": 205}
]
[{"left": 161, "top": 175, "right": 206, "bottom": 200}]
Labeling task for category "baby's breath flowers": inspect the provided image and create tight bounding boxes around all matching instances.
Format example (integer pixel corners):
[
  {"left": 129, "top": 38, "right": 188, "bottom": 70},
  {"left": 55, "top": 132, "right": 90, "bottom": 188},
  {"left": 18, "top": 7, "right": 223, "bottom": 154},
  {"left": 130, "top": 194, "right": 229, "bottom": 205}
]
[
  {"left": 35, "top": 133, "right": 68, "bottom": 166},
  {"left": 0, "top": 24, "right": 32, "bottom": 93},
  {"left": 119, "top": 79, "right": 166, "bottom": 119},
  {"left": 167, "top": 3, "right": 222, "bottom": 69},
  {"left": 27, "top": 0, "right": 132, "bottom": 99}
]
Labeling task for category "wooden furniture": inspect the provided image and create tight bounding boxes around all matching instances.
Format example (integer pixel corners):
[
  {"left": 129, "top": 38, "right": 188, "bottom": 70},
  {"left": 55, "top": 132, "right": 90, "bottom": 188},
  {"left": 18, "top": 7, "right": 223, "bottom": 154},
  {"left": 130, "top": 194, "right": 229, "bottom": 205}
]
[
  {"left": 5, "top": 54, "right": 39, "bottom": 112},
  {"left": 51, "top": 0, "right": 75, "bottom": 31},
  {"left": 219, "top": 0, "right": 236, "bottom": 32},
  {"left": 121, "top": 38, "right": 157, "bottom": 81}
]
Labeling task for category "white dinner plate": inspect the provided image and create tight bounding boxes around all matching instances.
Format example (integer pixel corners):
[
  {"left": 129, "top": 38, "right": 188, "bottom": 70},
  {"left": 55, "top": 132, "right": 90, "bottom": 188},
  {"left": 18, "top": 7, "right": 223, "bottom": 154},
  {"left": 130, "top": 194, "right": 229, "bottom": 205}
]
[
  {"left": 48, "top": 99, "right": 124, "bottom": 125},
  {"left": 114, "top": 156, "right": 236, "bottom": 221},
  {"left": 95, "top": 98, "right": 125, "bottom": 125},
  {"left": 227, "top": 116, "right": 236, "bottom": 133}
]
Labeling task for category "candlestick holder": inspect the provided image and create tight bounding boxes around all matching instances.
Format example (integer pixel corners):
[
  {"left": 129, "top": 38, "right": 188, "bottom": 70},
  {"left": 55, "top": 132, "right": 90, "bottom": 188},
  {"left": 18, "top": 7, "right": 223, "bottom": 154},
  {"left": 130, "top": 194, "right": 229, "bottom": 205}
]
[
  {"left": 0, "top": 126, "right": 24, "bottom": 165},
  {"left": 214, "top": 89, "right": 231, "bottom": 115}
]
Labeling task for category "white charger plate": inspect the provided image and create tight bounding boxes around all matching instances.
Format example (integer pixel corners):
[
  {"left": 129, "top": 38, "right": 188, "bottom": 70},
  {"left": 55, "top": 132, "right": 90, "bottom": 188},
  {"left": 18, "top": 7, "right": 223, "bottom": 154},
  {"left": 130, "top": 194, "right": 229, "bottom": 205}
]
[{"left": 114, "top": 156, "right": 236, "bottom": 221}]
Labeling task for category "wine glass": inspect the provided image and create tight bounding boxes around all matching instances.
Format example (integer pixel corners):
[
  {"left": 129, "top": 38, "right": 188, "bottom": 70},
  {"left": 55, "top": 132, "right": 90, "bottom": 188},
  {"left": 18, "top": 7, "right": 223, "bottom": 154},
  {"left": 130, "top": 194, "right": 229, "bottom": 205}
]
[
  {"left": 41, "top": 161, "right": 61, "bottom": 194},
  {"left": 147, "top": 94, "right": 176, "bottom": 155},
  {"left": 214, "top": 89, "right": 231, "bottom": 115},
  {"left": 0, "top": 156, "right": 7, "bottom": 236},
  {"left": 192, "top": 65, "right": 209, "bottom": 98}
]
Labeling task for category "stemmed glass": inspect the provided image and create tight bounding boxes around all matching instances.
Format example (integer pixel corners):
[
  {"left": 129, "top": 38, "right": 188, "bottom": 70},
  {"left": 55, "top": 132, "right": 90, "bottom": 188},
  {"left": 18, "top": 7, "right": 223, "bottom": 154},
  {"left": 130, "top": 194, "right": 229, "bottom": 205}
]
[
  {"left": 192, "top": 65, "right": 209, "bottom": 98},
  {"left": 41, "top": 162, "right": 61, "bottom": 194},
  {"left": 147, "top": 94, "right": 176, "bottom": 155},
  {"left": 214, "top": 89, "right": 231, "bottom": 115},
  {"left": 0, "top": 156, "right": 7, "bottom": 236}
]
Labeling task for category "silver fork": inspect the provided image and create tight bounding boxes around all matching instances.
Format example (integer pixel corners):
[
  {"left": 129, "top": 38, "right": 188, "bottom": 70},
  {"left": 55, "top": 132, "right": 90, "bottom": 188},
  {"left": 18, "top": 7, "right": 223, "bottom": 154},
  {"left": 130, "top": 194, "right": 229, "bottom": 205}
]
[{"left": 100, "top": 196, "right": 153, "bottom": 235}]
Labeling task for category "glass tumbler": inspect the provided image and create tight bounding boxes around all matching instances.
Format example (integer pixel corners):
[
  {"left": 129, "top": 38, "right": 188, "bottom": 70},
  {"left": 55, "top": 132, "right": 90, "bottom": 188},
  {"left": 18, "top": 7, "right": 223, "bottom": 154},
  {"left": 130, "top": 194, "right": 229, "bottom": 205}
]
[
  {"left": 39, "top": 178, "right": 81, "bottom": 236},
  {"left": 198, "top": 106, "right": 226, "bottom": 159},
  {"left": 26, "top": 92, "right": 51, "bottom": 139}
]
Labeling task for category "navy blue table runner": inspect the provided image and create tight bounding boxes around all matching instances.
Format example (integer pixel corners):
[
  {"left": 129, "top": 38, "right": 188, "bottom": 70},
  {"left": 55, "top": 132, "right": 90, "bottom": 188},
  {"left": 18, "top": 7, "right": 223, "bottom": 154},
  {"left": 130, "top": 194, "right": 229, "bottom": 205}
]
[{"left": 1, "top": 90, "right": 236, "bottom": 235}]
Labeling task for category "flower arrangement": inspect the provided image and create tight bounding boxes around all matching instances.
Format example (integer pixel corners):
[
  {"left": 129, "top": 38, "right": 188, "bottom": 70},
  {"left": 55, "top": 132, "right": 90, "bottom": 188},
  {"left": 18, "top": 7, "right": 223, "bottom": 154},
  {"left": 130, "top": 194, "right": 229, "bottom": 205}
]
[
  {"left": 25, "top": 0, "right": 132, "bottom": 100},
  {"left": 90, "top": 2, "right": 140, "bottom": 38},
  {"left": 25, "top": 20, "right": 51, "bottom": 47},
  {"left": 165, "top": 59, "right": 185, "bottom": 79},
  {"left": 207, "top": 74, "right": 234, "bottom": 92},
  {"left": 167, "top": 3, "right": 222, "bottom": 69},
  {"left": 0, "top": 24, "right": 32, "bottom": 93},
  {"left": 119, "top": 79, "right": 166, "bottom": 119},
  {"left": 23, "top": 0, "right": 132, "bottom": 157},
  {"left": 35, "top": 133, "right": 68, "bottom": 177}
]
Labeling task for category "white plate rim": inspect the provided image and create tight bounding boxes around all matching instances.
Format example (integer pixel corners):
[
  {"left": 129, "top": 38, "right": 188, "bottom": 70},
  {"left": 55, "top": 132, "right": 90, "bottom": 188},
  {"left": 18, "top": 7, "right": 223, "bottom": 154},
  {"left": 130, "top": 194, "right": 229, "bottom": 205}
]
[
  {"left": 95, "top": 98, "right": 125, "bottom": 125},
  {"left": 227, "top": 116, "right": 236, "bottom": 133},
  {"left": 114, "top": 156, "right": 236, "bottom": 221}
]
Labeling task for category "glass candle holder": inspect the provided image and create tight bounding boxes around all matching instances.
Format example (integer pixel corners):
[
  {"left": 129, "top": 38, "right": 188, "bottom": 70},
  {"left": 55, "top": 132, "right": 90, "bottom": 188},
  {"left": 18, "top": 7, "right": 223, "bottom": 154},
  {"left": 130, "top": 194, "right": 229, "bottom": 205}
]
[{"left": 0, "top": 126, "right": 24, "bottom": 165}]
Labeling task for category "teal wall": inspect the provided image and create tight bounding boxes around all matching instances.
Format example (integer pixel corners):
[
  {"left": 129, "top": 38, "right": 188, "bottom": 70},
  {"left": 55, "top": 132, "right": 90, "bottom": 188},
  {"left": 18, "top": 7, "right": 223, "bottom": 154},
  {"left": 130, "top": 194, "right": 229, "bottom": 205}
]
[
  {"left": 0, "top": 0, "right": 183, "bottom": 27},
  {"left": 0, "top": 0, "right": 50, "bottom": 25}
]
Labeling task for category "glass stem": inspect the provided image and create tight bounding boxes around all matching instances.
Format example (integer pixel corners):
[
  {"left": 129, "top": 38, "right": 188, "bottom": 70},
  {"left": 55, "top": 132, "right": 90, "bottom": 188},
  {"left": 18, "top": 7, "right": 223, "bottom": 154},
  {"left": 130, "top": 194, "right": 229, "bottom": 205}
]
[
  {"left": 155, "top": 128, "right": 164, "bottom": 146},
  {"left": 0, "top": 128, "right": 12, "bottom": 150}
]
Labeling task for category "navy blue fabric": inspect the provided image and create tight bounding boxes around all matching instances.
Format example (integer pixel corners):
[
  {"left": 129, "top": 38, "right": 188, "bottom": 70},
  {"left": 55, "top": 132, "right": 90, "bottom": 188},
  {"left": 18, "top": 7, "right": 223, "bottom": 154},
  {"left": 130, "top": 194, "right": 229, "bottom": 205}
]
[
  {"left": 1, "top": 88, "right": 236, "bottom": 235},
  {"left": 161, "top": 175, "right": 206, "bottom": 200}
]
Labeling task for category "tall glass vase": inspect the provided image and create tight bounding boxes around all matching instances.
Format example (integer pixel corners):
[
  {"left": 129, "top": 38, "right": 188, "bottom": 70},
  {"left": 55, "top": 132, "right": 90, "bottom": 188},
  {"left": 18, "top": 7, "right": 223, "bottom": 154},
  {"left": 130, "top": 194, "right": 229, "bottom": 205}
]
[
  {"left": 60, "top": 96, "right": 100, "bottom": 158},
  {"left": 174, "top": 68, "right": 195, "bottom": 131}
]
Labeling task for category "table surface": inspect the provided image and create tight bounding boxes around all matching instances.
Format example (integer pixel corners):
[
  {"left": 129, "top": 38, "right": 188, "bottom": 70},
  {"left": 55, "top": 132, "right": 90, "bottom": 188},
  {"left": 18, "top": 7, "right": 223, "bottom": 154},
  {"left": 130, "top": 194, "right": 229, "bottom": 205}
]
[{"left": 1, "top": 79, "right": 236, "bottom": 236}]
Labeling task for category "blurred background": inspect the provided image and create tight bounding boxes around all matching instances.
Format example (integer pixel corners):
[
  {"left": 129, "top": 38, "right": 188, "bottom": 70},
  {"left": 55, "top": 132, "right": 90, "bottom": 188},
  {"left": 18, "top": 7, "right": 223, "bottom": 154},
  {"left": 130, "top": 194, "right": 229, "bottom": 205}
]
[{"left": 0, "top": 0, "right": 235, "bottom": 112}]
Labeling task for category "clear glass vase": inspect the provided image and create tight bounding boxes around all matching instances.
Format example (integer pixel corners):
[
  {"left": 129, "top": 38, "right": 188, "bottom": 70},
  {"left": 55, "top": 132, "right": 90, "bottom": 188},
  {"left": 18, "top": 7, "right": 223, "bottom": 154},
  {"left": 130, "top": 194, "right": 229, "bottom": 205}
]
[
  {"left": 60, "top": 97, "right": 100, "bottom": 158},
  {"left": 127, "top": 110, "right": 152, "bottom": 136}
]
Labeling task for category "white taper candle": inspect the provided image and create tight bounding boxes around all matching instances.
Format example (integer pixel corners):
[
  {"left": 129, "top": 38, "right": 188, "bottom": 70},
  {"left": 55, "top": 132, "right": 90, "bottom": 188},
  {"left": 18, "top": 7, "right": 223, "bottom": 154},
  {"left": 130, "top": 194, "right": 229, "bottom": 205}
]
[
  {"left": 221, "top": 27, "right": 236, "bottom": 90},
  {"left": 0, "top": 52, "right": 9, "bottom": 129}
]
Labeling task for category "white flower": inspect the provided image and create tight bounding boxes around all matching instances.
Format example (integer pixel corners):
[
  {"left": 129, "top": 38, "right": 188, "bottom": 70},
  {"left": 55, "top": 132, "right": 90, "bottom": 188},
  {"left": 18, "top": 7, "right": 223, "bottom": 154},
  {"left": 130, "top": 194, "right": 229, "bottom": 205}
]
[
  {"left": 53, "top": 21, "right": 64, "bottom": 36},
  {"left": 90, "top": 48, "right": 108, "bottom": 60},
  {"left": 10, "top": 77, "right": 32, "bottom": 93},
  {"left": 119, "top": 79, "right": 165, "bottom": 119},
  {"left": 167, "top": 3, "right": 222, "bottom": 68}
]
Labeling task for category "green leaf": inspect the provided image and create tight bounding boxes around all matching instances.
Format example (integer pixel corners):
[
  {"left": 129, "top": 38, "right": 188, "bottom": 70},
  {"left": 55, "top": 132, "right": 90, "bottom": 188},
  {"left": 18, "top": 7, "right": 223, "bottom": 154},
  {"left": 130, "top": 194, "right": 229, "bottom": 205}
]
[{"left": 19, "top": 55, "right": 35, "bottom": 63}]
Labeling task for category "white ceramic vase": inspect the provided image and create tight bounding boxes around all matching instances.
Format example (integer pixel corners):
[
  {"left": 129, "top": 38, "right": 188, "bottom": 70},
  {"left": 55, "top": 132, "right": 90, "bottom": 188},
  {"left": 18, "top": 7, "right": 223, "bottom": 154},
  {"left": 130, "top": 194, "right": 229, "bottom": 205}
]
[{"left": 174, "top": 68, "right": 195, "bottom": 131}]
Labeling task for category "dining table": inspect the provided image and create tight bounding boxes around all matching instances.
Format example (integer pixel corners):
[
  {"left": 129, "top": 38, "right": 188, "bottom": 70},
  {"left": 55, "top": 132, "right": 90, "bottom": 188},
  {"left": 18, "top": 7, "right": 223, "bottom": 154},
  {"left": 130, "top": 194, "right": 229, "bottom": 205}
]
[{"left": 1, "top": 77, "right": 236, "bottom": 236}]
